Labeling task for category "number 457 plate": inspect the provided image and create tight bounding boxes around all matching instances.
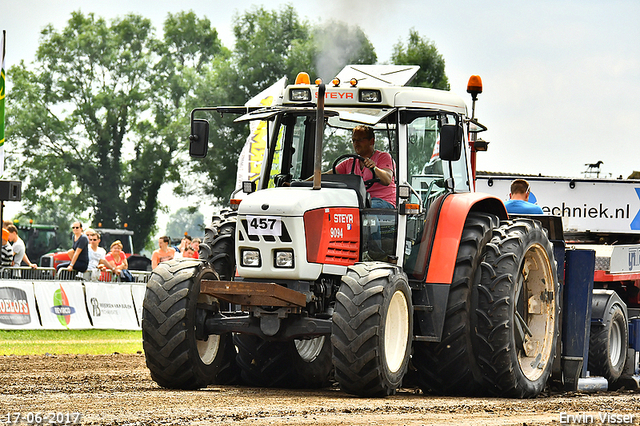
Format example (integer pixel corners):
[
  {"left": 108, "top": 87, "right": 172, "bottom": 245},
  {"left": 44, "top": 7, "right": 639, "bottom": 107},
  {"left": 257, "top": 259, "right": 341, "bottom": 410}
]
[{"left": 247, "top": 215, "right": 282, "bottom": 236}]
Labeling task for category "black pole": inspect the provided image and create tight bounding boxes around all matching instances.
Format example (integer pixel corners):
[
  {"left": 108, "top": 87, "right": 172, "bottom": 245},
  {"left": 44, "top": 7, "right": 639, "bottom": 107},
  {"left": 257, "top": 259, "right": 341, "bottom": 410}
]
[{"left": 313, "top": 84, "right": 325, "bottom": 190}]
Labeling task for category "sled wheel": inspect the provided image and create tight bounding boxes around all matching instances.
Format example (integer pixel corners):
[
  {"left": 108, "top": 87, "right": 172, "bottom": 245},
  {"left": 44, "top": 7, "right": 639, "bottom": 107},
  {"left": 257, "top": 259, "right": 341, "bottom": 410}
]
[
  {"left": 588, "top": 302, "right": 628, "bottom": 383},
  {"left": 332, "top": 263, "right": 413, "bottom": 396}
]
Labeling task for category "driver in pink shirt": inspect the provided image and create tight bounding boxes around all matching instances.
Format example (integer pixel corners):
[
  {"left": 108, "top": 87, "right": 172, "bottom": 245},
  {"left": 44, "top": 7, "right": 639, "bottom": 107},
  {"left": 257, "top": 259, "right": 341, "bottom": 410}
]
[{"left": 334, "top": 125, "right": 396, "bottom": 208}]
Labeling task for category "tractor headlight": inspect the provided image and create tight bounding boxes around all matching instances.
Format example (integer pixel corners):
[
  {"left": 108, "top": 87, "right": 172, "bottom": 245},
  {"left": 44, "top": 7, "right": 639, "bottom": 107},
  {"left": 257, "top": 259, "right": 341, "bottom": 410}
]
[
  {"left": 359, "top": 89, "right": 381, "bottom": 103},
  {"left": 289, "top": 88, "right": 311, "bottom": 101},
  {"left": 241, "top": 249, "right": 261, "bottom": 267},
  {"left": 274, "top": 250, "right": 294, "bottom": 268}
]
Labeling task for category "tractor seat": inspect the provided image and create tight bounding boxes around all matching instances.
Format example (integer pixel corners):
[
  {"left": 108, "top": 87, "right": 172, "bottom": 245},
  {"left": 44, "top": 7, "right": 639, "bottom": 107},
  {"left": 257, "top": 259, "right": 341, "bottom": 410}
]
[{"left": 291, "top": 174, "right": 370, "bottom": 208}]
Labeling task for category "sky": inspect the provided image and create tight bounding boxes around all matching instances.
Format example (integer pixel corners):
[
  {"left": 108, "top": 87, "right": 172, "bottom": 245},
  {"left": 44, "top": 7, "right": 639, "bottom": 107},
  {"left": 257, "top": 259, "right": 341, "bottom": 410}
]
[{"left": 2, "top": 0, "right": 640, "bottom": 232}]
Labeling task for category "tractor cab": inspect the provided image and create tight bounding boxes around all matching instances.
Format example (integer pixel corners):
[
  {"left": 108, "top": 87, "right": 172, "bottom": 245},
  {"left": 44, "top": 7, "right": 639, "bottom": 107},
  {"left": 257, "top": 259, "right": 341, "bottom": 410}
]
[{"left": 190, "top": 65, "right": 474, "bottom": 280}]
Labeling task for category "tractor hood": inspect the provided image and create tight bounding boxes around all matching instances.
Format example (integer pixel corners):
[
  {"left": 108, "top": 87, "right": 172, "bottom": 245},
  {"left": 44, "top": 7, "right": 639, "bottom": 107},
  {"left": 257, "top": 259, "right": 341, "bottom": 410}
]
[{"left": 237, "top": 187, "right": 359, "bottom": 217}]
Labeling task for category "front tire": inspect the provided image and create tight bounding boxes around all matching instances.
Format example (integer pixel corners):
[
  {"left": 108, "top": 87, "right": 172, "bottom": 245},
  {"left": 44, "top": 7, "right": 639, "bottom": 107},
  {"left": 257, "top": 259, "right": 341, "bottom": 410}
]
[
  {"left": 332, "top": 263, "right": 413, "bottom": 396},
  {"left": 142, "top": 259, "right": 238, "bottom": 389}
]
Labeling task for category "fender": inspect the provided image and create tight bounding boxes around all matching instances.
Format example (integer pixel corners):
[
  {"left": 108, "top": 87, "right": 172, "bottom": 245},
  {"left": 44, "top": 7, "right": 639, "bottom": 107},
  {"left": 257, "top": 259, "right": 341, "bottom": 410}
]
[
  {"left": 50, "top": 251, "right": 71, "bottom": 270},
  {"left": 425, "top": 192, "right": 507, "bottom": 285},
  {"left": 591, "top": 289, "right": 627, "bottom": 326}
]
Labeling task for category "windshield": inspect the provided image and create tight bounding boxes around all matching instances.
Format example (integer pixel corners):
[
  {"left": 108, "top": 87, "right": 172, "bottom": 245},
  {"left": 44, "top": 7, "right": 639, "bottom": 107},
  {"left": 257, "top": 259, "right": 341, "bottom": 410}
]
[
  {"left": 265, "top": 112, "right": 397, "bottom": 189},
  {"left": 401, "top": 111, "right": 470, "bottom": 279},
  {"left": 405, "top": 112, "right": 469, "bottom": 205}
]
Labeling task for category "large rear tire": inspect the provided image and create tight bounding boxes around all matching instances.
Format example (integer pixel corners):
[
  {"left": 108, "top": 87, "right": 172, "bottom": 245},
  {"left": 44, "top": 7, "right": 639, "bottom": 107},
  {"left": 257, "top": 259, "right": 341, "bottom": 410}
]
[
  {"left": 475, "top": 218, "right": 559, "bottom": 398},
  {"left": 412, "top": 213, "right": 499, "bottom": 395},
  {"left": 142, "top": 259, "right": 238, "bottom": 389},
  {"left": 332, "top": 263, "right": 413, "bottom": 396},
  {"left": 234, "top": 334, "right": 333, "bottom": 388},
  {"left": 588, "top": 302, "right": 628, "bottom": 383},
  {"left": 199, "top": 210, "right": 237, "bottom": 281}
]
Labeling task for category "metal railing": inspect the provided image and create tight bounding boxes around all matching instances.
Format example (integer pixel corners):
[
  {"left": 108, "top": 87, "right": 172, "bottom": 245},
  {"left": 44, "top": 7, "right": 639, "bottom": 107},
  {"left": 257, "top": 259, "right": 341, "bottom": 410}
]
[
  {"left": 0, "top": 266, "right": 152, "bottom": 283},
  {"left": 0, "top": 266, "right": 57, "bottom": 280}
]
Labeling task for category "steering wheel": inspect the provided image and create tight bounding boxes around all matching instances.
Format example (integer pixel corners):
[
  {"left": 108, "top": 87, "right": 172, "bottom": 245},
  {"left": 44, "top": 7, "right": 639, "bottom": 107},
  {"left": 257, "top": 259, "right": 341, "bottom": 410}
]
[
  {"left": 273, "top": 173, "right": 292, "bottom": 187},
  {"left": 331, "top": 154, "right": 380, "bottom": 189}
]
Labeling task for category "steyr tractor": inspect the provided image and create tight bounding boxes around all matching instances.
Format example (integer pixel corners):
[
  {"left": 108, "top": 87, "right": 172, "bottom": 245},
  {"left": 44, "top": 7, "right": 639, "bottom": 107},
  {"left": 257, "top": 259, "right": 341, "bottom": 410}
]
[{"left": 141, "top": 65, "right": 562, "bottom": 397}]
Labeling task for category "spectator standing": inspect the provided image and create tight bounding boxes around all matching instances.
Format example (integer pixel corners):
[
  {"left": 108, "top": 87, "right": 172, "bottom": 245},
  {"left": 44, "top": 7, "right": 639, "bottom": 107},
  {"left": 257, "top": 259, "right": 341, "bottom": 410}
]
[
  {"left": 6, "top": 224, "right": 37, "bottom": 268},
  {"left": 151, "top": 236, "right": 176, "bottom": 269},
  {"left": 1, "top": 228, "right": 13, "bottom": 267},
  {"left": 504, "top": 179, "right": 544, "bottom": 215}
]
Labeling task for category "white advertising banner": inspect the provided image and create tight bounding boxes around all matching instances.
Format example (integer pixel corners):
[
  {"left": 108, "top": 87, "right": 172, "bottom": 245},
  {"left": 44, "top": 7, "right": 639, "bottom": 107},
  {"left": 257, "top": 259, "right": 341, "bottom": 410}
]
[
  {"left": 476, "top": 176, "right": 640, "bottom": 234},
  {"left": 84, "top": 282, "right": 139, "bottom": 330},
  {"left": 0, "top": 281, "right": 41, "bottom": 329},
  {"left": 130, "top": 283, "right": 146, "bottom": 328},
  {"left": 34, "top": 281, "right": 92, "bottom": 329}
]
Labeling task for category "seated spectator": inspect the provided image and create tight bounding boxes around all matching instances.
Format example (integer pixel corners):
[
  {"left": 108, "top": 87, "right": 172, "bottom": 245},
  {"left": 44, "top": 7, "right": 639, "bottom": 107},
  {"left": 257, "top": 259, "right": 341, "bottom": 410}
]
[
  {"left": 1, "top": 228, "right": 13, "bottom": 267},
  {"left": 175, "top": 235, "right": 192, "bottom": 254},
  {"left": 152, "top": 236, "right": 176, "bottom": 269},
  {"left": 191, "top": 238, "right": 201, "bottom": 258},
  {"left": 86, "top": 230, "right": 114, "bottom": 272},
  {"left": 105, "top": 240, "right": 128, "bottom": 276},
  {"left": 183, "top": 246, "right": 196, "bottom": 259},
  {"left": 106, "top": 240, "right": 134, "bottom": 281},
  {"left": 56, "top": 222, "right": 89, "bottom": 272}
]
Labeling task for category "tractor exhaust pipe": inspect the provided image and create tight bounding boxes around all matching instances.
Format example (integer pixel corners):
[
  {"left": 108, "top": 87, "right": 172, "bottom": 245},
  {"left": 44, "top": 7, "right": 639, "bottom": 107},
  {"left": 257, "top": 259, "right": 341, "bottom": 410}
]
[{"left": 313, "top": 83, "right": 326, "bottom": 190}]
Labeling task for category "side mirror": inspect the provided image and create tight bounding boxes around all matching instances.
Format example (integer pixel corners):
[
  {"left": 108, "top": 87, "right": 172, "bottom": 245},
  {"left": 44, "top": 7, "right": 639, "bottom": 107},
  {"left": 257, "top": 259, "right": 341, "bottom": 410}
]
[
  {"left": 189, "top": 119, "right": 209, "bottom": 158},
  {"left": 439, "top": 123, "right": 462, "bottom": 161}
]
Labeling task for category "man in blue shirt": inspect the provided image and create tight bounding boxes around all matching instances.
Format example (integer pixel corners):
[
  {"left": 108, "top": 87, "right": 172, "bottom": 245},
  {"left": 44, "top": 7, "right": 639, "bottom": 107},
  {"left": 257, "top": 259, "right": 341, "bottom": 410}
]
[{"left": 504, "top": 179, "right": 544, "bottom": 215}]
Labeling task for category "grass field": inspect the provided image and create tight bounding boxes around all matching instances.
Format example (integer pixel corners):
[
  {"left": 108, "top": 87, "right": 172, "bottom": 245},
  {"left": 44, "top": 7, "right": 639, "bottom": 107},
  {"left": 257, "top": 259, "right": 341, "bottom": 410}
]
[{"left": 0, "top": 329, "right": 143, "bottom": 355}]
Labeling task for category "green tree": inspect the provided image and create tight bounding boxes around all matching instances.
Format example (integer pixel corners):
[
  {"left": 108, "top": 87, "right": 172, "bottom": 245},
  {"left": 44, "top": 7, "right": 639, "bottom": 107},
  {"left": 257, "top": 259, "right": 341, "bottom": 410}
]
[
  {"left": 188, "top": 5, "right": 312, "bottom": 204},
  {"left": 6, "top": 11, "right": 225, "bottom": 251},
  {"left": 391, "top": 29, "right": 449, "bottom": 90},
  {"left": 232, "top": 5, "right": 310, "bottom": 100},
  {"left": 164, "top": 207, "right": 205, "bottom": 240}
]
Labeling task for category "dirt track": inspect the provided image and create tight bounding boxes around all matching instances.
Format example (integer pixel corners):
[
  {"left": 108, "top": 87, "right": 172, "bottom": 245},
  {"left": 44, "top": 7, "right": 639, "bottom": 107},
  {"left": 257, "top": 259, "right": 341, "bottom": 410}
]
[{"left": 1, "top": 354, "right": 639, "bottom": 425}]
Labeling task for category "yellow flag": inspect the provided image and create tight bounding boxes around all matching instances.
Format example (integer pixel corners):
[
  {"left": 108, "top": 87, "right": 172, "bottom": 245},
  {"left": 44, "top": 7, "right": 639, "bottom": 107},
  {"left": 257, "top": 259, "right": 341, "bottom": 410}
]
[{"left": 235, "top": 77, "right": 287, "bottom": 189}]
